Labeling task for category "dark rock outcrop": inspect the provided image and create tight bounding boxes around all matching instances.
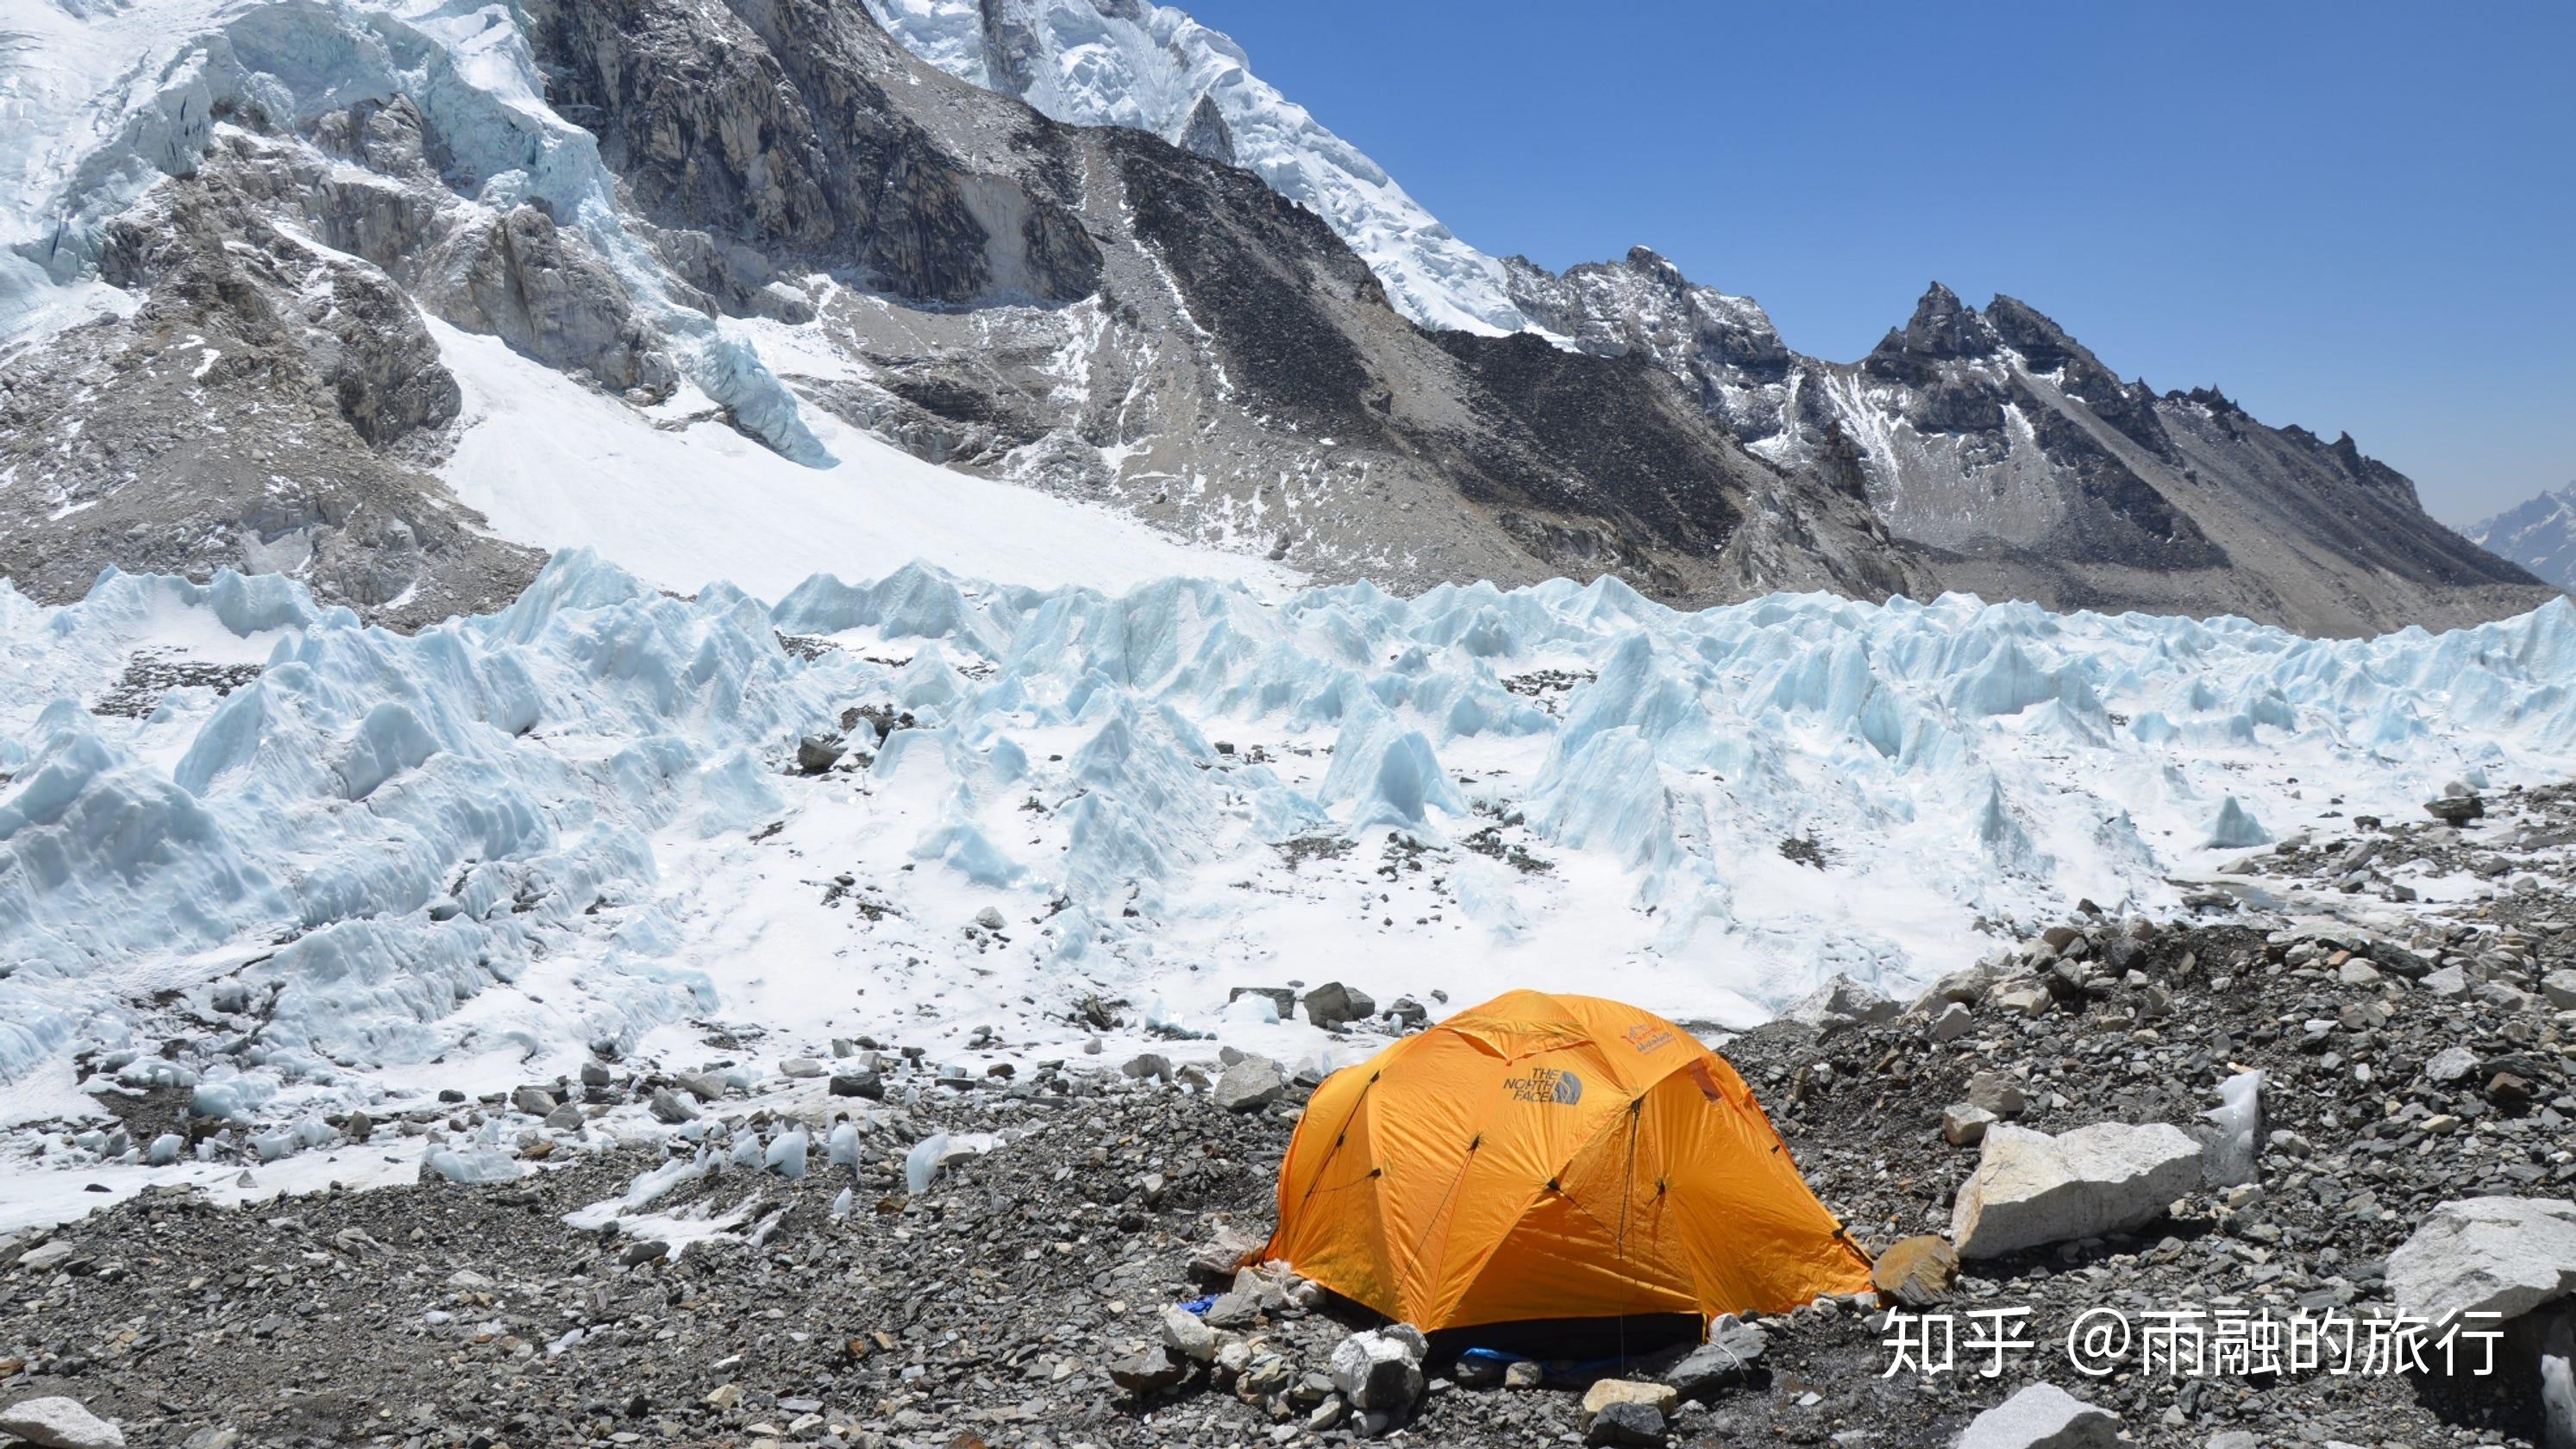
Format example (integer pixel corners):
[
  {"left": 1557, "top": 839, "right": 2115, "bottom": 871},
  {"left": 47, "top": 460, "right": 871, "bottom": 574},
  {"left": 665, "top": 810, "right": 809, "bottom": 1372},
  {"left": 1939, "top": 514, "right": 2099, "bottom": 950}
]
[{"left": 1503, "top": 260, "right": 2552, "bottom": 634}]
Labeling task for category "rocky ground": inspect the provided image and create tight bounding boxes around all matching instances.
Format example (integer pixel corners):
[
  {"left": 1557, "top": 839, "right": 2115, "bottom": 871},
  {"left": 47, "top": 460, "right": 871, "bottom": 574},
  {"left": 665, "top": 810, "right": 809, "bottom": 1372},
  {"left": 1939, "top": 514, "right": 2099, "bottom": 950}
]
[{"left": 3, "top": 783, "right": 2572, "bottom": 1449}]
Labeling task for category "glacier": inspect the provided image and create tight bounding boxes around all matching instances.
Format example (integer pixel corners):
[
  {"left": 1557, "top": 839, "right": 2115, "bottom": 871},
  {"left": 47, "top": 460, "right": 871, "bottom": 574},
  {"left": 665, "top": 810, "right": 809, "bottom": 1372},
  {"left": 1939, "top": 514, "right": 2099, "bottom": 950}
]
[{"left": 5, "top": 548, "right": 2575, "bottom": 1220}]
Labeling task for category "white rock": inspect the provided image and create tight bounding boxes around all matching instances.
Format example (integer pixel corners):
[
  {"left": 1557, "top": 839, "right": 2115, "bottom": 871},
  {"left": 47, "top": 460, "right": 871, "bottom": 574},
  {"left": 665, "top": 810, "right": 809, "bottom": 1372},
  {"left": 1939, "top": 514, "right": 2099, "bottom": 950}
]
[
  {"left": 1954, "top": 1383, "right": 2119, "bottom": 1449},
  {"left": 1328, "top": 1328, "right": 1426, "bottom": 1412},
  {"left": 1927, "top": 1002, "right": 1975, "bottom": 1043},
  {"left": 1942, "top": 1103, "right": 1996, "bottom": 1147},
  {"left": 1951, "top": 1121, "right": 2203, "bottom": 1259},
  {"left": 1161, "top": 1305, "right": 1218, "bottom": 1363},
  {"left": 2425, "top": 1045, "right": 2479, "bottom": 1084},
  {"left": 2388, "top": 1196, "right": 2576, "bottom": 1328},
  {"left": 0, "top": 1396, "right": 128, "bottom": 1449}
]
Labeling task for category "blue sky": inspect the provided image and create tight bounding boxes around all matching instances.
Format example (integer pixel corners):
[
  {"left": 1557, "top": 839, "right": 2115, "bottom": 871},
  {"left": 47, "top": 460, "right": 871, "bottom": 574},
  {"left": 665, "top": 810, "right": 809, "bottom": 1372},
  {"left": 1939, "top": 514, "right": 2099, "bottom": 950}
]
[{"left": 1177, "top": 0, "right": 2573, "bottom": 524}]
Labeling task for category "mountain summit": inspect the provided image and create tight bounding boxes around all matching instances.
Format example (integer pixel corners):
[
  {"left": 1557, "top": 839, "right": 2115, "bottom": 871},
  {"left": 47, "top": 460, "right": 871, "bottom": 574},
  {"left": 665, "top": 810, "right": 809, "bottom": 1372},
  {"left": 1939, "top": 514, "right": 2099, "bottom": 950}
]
[{"left": 2467, "top": 483, "right": 2576, "bottom": 592}]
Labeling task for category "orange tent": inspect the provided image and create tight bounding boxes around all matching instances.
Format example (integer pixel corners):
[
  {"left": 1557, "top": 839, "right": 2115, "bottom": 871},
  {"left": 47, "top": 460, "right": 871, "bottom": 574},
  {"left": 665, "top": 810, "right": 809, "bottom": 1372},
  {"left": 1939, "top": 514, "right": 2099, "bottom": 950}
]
[{"left": 1263, "top": 989, "right": 1872, "bottom": 1331}]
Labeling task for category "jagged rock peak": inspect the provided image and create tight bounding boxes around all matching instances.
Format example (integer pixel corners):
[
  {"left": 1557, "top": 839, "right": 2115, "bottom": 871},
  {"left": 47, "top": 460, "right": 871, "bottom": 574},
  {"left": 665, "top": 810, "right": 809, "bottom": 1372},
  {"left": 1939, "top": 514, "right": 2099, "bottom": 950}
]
[
  {"left": 1872, "top": 281, "right": 2000, "bottom": 366},
  {"left": 1497, "top": 247, "right": 1790, "bottom": 373},
  {"left": 1176, "top": 93, "right": 1235, "bottom": 166},
  {"left": 1983, "top": 294, "right": 2083, "bottom": 372}
]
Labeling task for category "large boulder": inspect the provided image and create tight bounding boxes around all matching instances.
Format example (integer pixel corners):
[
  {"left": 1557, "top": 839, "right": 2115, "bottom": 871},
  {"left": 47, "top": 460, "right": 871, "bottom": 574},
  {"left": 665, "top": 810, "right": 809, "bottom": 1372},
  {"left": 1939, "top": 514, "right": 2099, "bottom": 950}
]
[
  {"left": 1951, "top": 1121, "right": 2203, "bottom": 1259},
  {"left": 1788, "top": 974, "right": 1898, "bottom": 1032},
  {"left": 1302, "top": 982, "right": 1377, "bottom": 1030},
  {"left": 2424, "top": 790, "right": 2485, "bottom": 824},
  {"left": 1213, "top": 1056, "right": 1286, "bottom": 1113},
  {"left": 2388, "top": 1196, "right": 2576, "bottom": 1328},
  {"left": 0, "top": 1396, "right": 127, "bottom": 1449},
  {"left": 1955, "top": 1383, "right": 2119, "bottom": 1449}
]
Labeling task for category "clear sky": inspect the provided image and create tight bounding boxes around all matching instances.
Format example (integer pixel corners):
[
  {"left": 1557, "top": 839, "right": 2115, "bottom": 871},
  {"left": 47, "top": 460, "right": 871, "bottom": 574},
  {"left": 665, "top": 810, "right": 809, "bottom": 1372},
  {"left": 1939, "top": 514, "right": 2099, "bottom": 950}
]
[{"left": 1176, "top": 0, "right": 2573, "bottom": 525}]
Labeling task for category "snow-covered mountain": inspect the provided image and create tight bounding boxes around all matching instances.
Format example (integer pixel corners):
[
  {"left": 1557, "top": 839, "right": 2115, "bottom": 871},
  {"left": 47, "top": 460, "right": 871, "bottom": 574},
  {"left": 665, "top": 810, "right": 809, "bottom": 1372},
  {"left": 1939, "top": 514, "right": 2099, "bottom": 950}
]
[
  {"left": 858, "top": 0, "right": 1530, "bottom": 336},
  {"left": 856, "top": 9, "right": 2549, "bottom": 637},
  {"left": 8, "top": 547, "right": 2573, "bottom": 1217},
  {"left": 2467, "top": 483, "right": 2576, "bottom": 592},
  {"left": 0, "top": 0, "right": 2548, "bottom": 642},
  {"left": 0, "top": 0, "right": 1919, "bottom": 630}
]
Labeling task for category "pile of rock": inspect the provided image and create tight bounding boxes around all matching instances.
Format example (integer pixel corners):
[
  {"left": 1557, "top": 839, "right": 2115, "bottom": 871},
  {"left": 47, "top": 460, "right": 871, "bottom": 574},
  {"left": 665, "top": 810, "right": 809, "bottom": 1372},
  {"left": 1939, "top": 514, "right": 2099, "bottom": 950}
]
[{"left": 1111, "top": 1282, "right": 1420, "bottom": 1439}]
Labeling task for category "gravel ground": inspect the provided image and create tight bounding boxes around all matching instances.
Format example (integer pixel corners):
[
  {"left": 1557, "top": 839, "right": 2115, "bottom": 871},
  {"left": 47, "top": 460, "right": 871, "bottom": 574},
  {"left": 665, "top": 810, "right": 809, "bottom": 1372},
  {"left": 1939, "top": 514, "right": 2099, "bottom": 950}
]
[{"left": 3, "top": 785, "right": 2570, "bottom": 1448}]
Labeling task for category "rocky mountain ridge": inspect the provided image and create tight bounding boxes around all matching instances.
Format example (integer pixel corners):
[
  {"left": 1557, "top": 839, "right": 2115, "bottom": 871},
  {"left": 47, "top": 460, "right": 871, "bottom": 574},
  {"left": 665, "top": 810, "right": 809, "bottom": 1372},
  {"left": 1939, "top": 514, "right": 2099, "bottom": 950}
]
[{"left": 1497, "top": 251, "right": 2548, "bottom": 635}]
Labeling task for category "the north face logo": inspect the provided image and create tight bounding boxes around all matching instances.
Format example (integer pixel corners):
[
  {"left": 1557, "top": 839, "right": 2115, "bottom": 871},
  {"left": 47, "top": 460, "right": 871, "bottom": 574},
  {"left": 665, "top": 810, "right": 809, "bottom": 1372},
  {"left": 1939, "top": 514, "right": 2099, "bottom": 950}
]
[{"left": 1506, "top": 1067, "right": 1583, "bottom": 1106}]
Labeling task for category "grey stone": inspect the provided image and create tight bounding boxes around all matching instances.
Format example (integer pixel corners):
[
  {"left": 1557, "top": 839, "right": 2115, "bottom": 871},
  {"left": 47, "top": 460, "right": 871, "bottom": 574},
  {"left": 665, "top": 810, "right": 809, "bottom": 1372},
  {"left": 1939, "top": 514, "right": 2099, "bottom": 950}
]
[
  {"left": 2543, "top": 969, "right": 2576, "bottom": 1012},
  {"left": 1108, "top": 1345, "right": 1189, "bottom": 1396},
  {"left": 1202, "top": 1290, "right": 1259, "bottom": 1329},
  {"left": 1302, "top": 982, "right": 1376, "bottom": 1030},
  {"left": 1583, "top": 1399, "right": 1664, "bottom": 1446},
  {"left": 1188, "top": 1226, "right": 1265, "bottom": 1284},
  {"left": 1967, "top": 1072, "right": 2028, "bottom": 1117},
  {"left": 1227, "top": 986, "right": 1296, "bottom": 1017},
  {"left": 1120, "top": 1053, "right": 1174, "bottom": 1084},
  {"left": 1213, "top": 1057, "right": 1286, "bottom": 1113},
  {"left": 1788, "top": 974, "right": 1898, "bottom": 1031},
  {"left": 1664, "top": 1314, "right": 1765, "bottom": 1396}
]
